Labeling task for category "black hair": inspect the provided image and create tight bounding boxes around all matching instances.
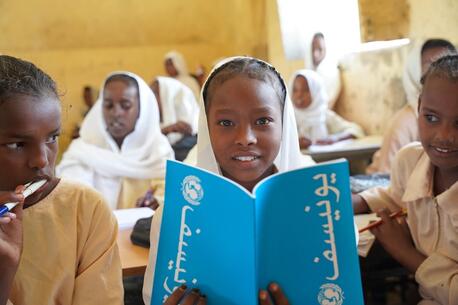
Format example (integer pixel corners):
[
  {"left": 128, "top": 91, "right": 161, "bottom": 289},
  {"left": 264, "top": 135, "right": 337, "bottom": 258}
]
[
  {"left": 313, "top": 32, "right": 325, "bottom": 40},
  {"left": 420, "top": 54, "right": 458, "bottom": 86},
  {"left": 421, "top": 39, "right": 456, "bottom": 55},
  {"left": 0, "top": 55, "right": 59, "bottom": 104},
  {"left": 202, "top": 57, "right": 287, "bottom": 112},
  {"left": 104, "top": 74, "right": 140, "bottom": 99}
]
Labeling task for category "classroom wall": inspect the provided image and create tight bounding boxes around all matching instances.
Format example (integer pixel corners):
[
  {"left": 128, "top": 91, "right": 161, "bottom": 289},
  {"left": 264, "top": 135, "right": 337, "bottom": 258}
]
[
  {"left": 336, "top": 0, "right": 458, "bottom": 134},
  {"left": 268, "top": 0, "right": 458, "bottom": 135},
  {"left": 1, "top": 0, "right": 457, "bottom": 149},
  {"left": 0, "top": 0, "right": 267, "bottom": 155}
]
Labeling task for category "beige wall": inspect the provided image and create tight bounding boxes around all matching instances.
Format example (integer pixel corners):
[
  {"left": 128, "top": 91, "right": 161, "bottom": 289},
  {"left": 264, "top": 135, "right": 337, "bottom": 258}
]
[
  {"left": 1, "top": 0, "right": 457, "bottom": 151},
  {"left": 0, "top": 0, "right": 267, "bottom": 154}
]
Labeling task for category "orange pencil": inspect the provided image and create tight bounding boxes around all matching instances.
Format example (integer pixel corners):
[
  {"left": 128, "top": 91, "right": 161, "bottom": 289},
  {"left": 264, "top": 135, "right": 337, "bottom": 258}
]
[{"left": 358, "top": 209, "right": 407, "bottom": 233}]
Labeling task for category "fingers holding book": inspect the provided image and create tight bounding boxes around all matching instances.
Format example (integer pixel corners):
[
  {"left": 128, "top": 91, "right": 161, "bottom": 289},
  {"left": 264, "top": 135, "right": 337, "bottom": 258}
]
[
  {"left": 259, "top": 282, "right": 290, "bottom": 305},
  {"left": 164, "top": 285, "right": 207, "bottom": 305}
]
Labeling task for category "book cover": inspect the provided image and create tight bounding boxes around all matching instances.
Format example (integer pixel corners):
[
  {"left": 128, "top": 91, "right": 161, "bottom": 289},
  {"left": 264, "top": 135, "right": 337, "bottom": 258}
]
[{"left": 151, "top": 159, "right": 363, "bottom": 305}]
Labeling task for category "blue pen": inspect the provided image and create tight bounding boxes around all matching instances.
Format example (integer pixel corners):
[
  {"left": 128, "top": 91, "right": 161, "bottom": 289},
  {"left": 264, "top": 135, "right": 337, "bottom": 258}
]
[{"left": 0, "top": 179, "right": 47, "bottom": 217}]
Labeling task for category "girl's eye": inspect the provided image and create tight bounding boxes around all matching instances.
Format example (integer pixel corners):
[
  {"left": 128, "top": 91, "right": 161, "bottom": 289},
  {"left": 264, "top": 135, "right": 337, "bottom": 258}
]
[
  {"left": 256, "top": 117, "right": 272, "bottom": 125},
  {"left": 218, "top": 120, "right": 233, "bottom": 127},
  {"left": 46, "top": 134, "right": 60, "bottom": 144},
  {"left": 103, "top": 101, "right": 113, "bottom": 109},
  {"left": 121, "top": 101, "right": 132, "bottom": 110},
  {"left": 5, "top": 142, "right": 24, "bottom": 150},
  {"left": 425, "top": 114, "right": 439, "bottom": 123}
]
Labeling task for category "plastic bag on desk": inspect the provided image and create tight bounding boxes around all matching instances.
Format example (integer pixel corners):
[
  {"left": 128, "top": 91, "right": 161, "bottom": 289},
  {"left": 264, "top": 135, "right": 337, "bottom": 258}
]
[{"left": 130, "top": 216, "right": 152, "bottom": 248}]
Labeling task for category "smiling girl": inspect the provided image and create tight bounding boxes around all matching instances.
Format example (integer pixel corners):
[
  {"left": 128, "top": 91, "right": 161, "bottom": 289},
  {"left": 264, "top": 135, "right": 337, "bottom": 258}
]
[{"left": 143, "top": 57, "right": 315, "bottom": 305}]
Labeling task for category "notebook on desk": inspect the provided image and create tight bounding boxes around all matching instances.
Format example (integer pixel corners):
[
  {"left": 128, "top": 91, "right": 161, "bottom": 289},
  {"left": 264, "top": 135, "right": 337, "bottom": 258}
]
[{"left": 113, "top": 207, "right": 154, "bottom": 230}]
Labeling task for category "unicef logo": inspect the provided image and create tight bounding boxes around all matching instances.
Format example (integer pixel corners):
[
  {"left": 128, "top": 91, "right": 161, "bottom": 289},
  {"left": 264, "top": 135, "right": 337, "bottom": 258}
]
[
  {"left": 182, "top": 175, "right": 204, "bottom": 205},
  {"left": 317, "top": 283, "right": 344, "bottom": 305}
]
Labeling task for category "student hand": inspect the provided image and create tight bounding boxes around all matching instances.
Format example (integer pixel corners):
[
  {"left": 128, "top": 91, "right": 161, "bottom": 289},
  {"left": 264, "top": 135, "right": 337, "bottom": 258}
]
[
  {"left": 299, "top": 137, "right": 312, "bottom": 149},
  {"left": 259, "top": 283, "right": 290, "bottom": 305},
  {"left": 174, "top": 121, "right": 193, "bottom": 135},
  {"left": 371, "top": 208, "right": 425, "bottom": 272},
  {"left": 135, "top": 187, "right": 159, "bottom": 210},
  {"left": 162, "top": 122, "right": 193, "bottom": 136},
  {"left": 0, "top": 187, "right": 25, "bottom": 265},
  {"left": 164, "top": 285, "right": 207, "bottom": 305}
]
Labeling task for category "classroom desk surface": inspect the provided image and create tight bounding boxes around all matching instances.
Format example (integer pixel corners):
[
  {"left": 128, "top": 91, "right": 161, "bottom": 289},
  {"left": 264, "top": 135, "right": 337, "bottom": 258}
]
[
  {"left": 118, "top": 228, "right": 149, "bottom": 277},
  {"left": 304, "top": 135, "right": 382, "bottom": 163}
]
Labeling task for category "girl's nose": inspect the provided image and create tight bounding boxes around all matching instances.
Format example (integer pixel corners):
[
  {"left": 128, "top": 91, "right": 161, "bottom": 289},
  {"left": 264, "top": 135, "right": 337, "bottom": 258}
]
[
  {"left": 28, "top": 144, "right": 48, "bottom": 170},
  {"left": 235, "top": 125, "right": 257, "bottom": 146}
]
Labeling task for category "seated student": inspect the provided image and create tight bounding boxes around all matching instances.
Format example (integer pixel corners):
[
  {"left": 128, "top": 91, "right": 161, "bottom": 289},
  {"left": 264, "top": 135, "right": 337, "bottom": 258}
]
[
  {"left": 367, "top": 39, "right": 457, "bottom": 174},
  {"left": 164, "top": 51, "right": 201, "bottom": 101},
  {"left": 291, "top": 69, "right": 364, "bottom": 149},
  {"left": 0, "top": 55, "right": 123, "bottom": 305},
  {"left": 57, "top": 72, "right": 174, "bottom": 210},
  {"left": 305, "top": 32, "right": 341, "bottom": 109},
  {"left": 353, "top": 55, "right": 458, "bottom": 305},
  {"left": 72, "top": 85, "right": 96, "bottom": 139},
  {"left": 142, "top": 56, "right": 315, "bottom": 305},
  {"left": 150, "top": 76, "right": 199, "bottom": 161}
]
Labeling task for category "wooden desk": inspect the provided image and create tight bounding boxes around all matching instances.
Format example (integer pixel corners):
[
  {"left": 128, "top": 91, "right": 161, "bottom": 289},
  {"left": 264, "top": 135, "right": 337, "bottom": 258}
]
[
  {"left": 117, "top": 228, "right": 149, "bottom": 277},
  {"left": 305, "top": 136, "right": 382, "bottom": 162},
  {"left": 304, "top": 136, "right": 382, "bottom": 174}
]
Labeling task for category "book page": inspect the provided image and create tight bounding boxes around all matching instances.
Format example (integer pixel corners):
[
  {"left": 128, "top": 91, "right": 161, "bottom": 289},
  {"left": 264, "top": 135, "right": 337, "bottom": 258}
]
[
  {"left": 254, "top": 160, "right": 364, "bottom": 305},
  {"left": 151, "top": 160, "right": 258, "bottom": 305},
  {"left": 354, "top": 213, "right": 379, "bottom": 257}
]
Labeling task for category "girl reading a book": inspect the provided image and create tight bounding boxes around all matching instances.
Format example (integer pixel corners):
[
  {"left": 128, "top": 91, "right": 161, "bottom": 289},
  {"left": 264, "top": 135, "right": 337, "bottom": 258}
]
[
  {"left": 353, "top": 55, "right": 458, "bottom": 305},
  {"left": 143, "top": 56, "right": 315, "bottom": 305},
  {"left": 0, "top": 55, "right": 123, "bottom": 305}
]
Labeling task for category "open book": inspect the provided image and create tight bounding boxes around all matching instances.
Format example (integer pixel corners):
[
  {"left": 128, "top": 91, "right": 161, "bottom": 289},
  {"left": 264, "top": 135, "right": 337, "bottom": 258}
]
[{"left": 152, "top": 159, "right": 364, "bottom": 305}]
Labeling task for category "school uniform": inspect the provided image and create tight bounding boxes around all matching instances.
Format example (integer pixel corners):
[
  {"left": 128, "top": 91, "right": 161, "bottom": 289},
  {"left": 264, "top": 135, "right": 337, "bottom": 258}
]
[
  {"left": 157, "top": 76, "right": 198, "bottom": 144},
  {"left": 157, "top": 76, "right": 199, "bottom": 161},
  {"left": 57, "top": 72, "right": 174, "bottom": 210},
  {"left": 142, "top": 57, "right": 316, "bottom": 304},
  {"left": 291, "top": 70, "right": 364, "bottom": 142},
  {"left": 360, "top": 142, "right": 458, "bottom": 305},
  {"left": 9, "top": 180, "right": 123, "bottom": 305},
  {"left": 164, "top": 51, "right": 201, "bottom": 101}
]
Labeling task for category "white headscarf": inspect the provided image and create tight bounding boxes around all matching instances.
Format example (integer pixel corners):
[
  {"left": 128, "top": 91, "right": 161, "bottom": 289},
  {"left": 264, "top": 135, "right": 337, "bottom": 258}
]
[
  {"left": 402, "top": 42, "right": 422, "bottom": 115},
  {"left": 164, "top": 51, "right": 201, "bottom": 100},
  {"left": 196, "top": 56, "right": 315, "bottom": 175},
  {"left": 290, "top": 69, "right": 329, "bottom": 141},
  {"left": 156, "top": 76, "right": 199, "bottom": 144},
  {"left": 57, "top": 71, "right": 174, "bottom": 180}
]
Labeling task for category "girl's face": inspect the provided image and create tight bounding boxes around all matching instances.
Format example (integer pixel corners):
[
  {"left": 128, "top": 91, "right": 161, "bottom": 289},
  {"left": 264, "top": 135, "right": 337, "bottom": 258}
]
[
  {"left": 164, "top": 59, "right": 178, "bottom": 77},
  {"left": 102, "top": 80, "right": 140, "bottom": 147},
  {"left": 0, "top": 94, "right": 60, "bottom": 199},
  {"left": 418, "top": 76, "right": 458, "bottom": 174},
  {"left": 207, "top": 75, "right": 283, "bottom": 191},
  {"left": 292, "top": 75, "right": 312, "bottom": 109},
  {"left": 312, "top": 36, "right": 326, "bottom": 67}
]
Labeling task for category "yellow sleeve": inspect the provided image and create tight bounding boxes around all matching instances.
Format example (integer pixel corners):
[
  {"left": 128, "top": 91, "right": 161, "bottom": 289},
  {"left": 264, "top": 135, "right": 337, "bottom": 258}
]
[
  {"left": 326, "top": 110, "right": 365, "bottom": 138},
  {"left": 73, "top": 197, "right": 124, "bottom": 305},
  {"left": 416, "top": 252, "right": 458, "bottom": 305}
]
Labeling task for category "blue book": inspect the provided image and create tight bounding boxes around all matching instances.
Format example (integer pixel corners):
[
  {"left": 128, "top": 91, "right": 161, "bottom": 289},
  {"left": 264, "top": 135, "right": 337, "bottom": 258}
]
[{"left": 151, "top": 159, "right": 363, "bottom": 305}]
